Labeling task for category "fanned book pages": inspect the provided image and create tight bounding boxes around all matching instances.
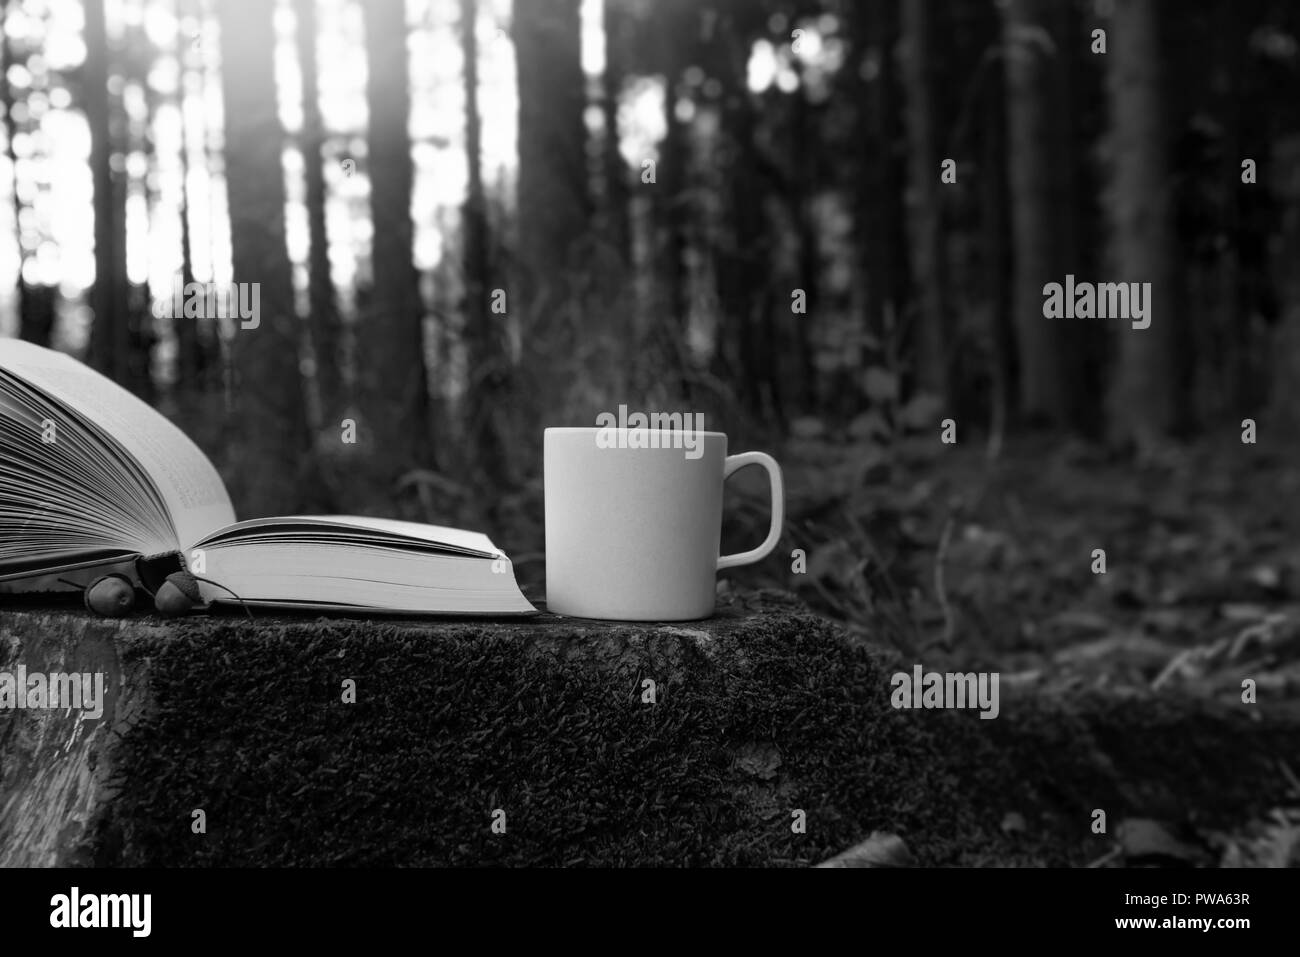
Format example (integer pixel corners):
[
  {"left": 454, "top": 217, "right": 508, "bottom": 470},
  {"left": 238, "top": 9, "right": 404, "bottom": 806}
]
[{"left": 0, "top": 339, "right": 535, "bottom": 616}]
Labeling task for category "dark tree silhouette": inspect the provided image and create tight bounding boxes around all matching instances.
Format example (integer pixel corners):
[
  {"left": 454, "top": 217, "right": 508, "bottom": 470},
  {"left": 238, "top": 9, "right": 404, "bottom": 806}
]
[
  {"left": 0, "top": 0, "right": 50, "bottom": 346},
  {"left": 900, "top": 0, "right": 948, "bottom": 400},
  {"left": 295, "top": 0, "right": 344, "bottom": 430},
  {"left": 708, "top": 3, "right": 773, "bottom": 420},
  {"left": 1003, "top": 0, "right": 1072, "bottom": 425},
  {"left": 1105, "top": 0, "right": 1182, "bottom": 448},
  {"left": 850, "top": 0, "right": 908, "bottom": 355},
  {"left": 217, "top": 0, "right": 311, "bottom": 515},
  {"left": 170, "top": 0, "right": 219, "bottom": 407},
  {"left": 600, "top": 0, "right": 631, "bottom": 263},
  {"left": 459, "top": 0, "right": 510, "bottom": 480},
  {"left": 513, "top": 0, "right": 589, "bottom": 421},
  {"left": 85, "top": 0, "right": 133, "bottom": 390},
  {"left": 169, "top": 0, "right": 199, "bottom": 400},
  {"left": 357, "top": 0, "right": 432, "bottom": 490}
]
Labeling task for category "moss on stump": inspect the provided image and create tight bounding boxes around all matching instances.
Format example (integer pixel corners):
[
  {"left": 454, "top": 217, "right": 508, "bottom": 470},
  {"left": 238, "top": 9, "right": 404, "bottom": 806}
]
[{"left": 1, "top": 598, "right": 1295, "bottom": 867}]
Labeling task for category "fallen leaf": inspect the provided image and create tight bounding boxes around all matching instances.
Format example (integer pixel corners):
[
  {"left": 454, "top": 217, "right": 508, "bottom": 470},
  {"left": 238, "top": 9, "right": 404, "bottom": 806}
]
[
  {"left": 815, "top": 831, "right": 914, "bottom": 868},
  {"left": 1116, "top": 818, "right": 1211, "bottom": 866}
]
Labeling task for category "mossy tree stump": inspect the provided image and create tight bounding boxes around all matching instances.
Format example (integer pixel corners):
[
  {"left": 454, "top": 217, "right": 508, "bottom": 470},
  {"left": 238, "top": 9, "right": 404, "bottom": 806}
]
[{"left": 1, "top": 596, "right": 1296, "bottom": 866}]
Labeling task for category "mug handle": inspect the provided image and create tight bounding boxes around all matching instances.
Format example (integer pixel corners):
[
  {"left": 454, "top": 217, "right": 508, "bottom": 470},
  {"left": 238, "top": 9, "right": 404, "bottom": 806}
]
[{"left": 717, "top": 452, "right": 785, "bottom": 571}]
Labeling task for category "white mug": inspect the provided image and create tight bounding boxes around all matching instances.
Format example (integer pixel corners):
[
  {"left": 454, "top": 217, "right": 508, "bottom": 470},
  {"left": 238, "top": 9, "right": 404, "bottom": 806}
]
[{"left": 544, "top": 427, "right": 784, "bottom": 620}]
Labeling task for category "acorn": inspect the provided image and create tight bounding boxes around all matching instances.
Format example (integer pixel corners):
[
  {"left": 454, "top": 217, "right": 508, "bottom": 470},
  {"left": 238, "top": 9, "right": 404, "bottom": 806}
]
[
  {"left": 155, "top": 571, "right": 204, "bottom": 617},
  {"left": 85, "top": 574, "right": 136, "bottom": 618}
]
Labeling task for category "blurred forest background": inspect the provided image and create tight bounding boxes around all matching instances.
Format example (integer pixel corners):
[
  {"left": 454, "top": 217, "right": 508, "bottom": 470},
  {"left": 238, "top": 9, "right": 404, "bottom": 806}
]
[{"left": 4, "top": 0, "right": 1300, "bottom": 665}]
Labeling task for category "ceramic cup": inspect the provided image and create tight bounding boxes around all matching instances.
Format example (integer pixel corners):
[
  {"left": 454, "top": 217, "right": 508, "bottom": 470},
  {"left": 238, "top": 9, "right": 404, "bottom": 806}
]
[{"left": 544, "top": 427, "right": 783, "bottom": 620}]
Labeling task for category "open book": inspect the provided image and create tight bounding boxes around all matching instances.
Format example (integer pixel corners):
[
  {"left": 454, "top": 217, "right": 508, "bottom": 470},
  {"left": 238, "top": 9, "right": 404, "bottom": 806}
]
[{"left": 0, "top": 339, "right": 535, "bottom": 616}]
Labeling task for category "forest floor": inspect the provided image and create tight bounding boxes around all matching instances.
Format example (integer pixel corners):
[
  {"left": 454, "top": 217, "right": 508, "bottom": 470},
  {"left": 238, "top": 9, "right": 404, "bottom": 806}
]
[
  {"left": 758, "top": 428, "right": 1300, "bottom": 866},
  {"left": 769, "top": 430, "right": 1300, "bottom": 704}
]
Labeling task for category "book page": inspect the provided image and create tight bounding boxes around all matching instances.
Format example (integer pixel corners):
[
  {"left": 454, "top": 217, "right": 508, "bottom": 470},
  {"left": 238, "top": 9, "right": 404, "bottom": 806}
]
[
  {"left": 0, "top": 339, "right": 234, "bottom": 550},
  {"left": 294, "top": 516, "right": 501, "bottom": 553},
  {"left": 195, "top": 542, "right": 536, "bottom": 615},
  {"left": 196, "top": 515, "right": 500, "bottom": 557}
]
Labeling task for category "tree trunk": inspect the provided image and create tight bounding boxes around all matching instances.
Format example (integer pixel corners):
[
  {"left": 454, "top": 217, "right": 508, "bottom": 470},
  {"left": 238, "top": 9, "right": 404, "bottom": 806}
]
[
  {"left": 175, "top": 89, "right": 200, "bottom": 387},
  {"left": 899, "top": 0, "right": 947, "bottom": 400},
  {"left": 1054, "top": 0, "right": 1107, "bottom": 437},
  {"left": 710, "top": 33, "right": 768, "bottom": 417},
  {"left": 691, "top": 2, "right": 782, "bottom": 424},
  {"left": 0, "top": 2, "right": 47, "bottom": 345},
  {"left": 294, "top": 0, "right": 344, "bottom": 431},
  {"left": 980, "top": 35, "right": 1013, "bottom": 443},
  {"left": 357, "top": 0, "right": 432, "bottom": 493},
  {"left": 172, "top": 0, "right": 218, "bottom": 402},
  {"left": 172, "top": 0, "right": 197, "bottom": 393},
  {"left": 513, "top": 0, "right": 589, "bottom": 419},
  {"left": 655, "top": 73, "right": 691, "bottom": 399},
  {"left": 1104, "top": 0, "right": 1182, "bottom": 448},
  {"left": 460, "top": 0, "right": 509, "bottom": 481},
  {"left": 1002, "top": 0, "right": 1072, "bottom": 425},
  {"left": 851, "top": 0, "right": 908, "bottom": 352},
  {"left": 84, "top": 0, "right": 131, "bottom": 386},
  {"left": 600, "top": 0, "right": 631, "bottom": 264},
  {"left": 126, "top": 19, "right": 159, "bottom": 407},
  {"left": 217, "top": 0, "right": 311, "bottom": 515},
  {"left": 1266, "top": 138, "right": 1300, "bottom": 430},
  {"left": 791, "top": 80, "right": 819, "bottom": 415}
]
